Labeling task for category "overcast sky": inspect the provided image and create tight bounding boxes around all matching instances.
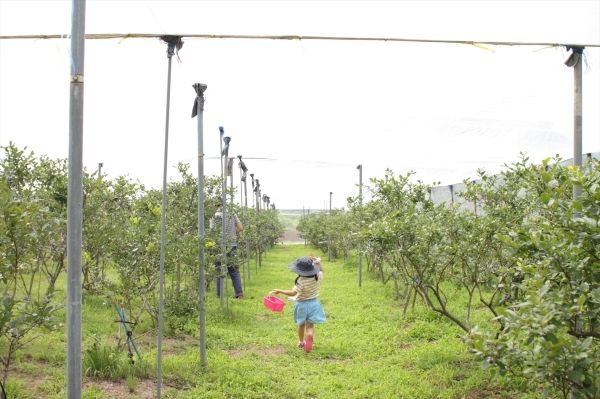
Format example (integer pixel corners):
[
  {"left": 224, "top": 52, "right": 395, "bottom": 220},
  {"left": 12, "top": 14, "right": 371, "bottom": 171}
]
[{"left": 0, "top": 1, "right": 599, "bottom": 210}]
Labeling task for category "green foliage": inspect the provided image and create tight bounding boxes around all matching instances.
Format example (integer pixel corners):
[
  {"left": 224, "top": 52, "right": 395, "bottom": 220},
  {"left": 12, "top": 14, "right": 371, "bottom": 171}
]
[
  {"left": 0, "top": 143, "right": 64, "bottom": 384},
  {"left": 126, "top": 373, "right": 138, "bottom": 393},
  {"left": 467, "top": 157, "right": 600, "bottom": 399},
  {"left": 0, "top": 143, "right": 286, "bottom": 388},
  {"left": 83, "top": 338, "right": 121, "bottom": 380},
  {"left": 83, "top": 334, "right": 148, "bottom": 382},
  {"left": 299, "top": 156, "right": 600, "bottom": 398},
  {"left": 296, "top": 208, "right": 357, "bottom": 259},
  {"left": 278, "top": 213, "right": 300, "bottom": 230},
  {"left": 3, "top": 243, "right": 545, "bottom": 398},
  {"left": 5, "top": 140, "right": 599, "bottom": 398}
]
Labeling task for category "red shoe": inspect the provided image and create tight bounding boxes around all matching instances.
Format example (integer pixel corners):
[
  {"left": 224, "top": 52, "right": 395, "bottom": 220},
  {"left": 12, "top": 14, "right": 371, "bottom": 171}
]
[
  {"left": 304, "top": 333, "right": 313, "bottom": 353},
  {"left": 297, "top": 341, "right": 305, "bottom": 348}
]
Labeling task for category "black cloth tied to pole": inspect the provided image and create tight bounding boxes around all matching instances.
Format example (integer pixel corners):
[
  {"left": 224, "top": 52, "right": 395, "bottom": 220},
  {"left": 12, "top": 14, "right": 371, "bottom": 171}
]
[{"left": 192, "top": 83, "right": 207, "bottom": 118}]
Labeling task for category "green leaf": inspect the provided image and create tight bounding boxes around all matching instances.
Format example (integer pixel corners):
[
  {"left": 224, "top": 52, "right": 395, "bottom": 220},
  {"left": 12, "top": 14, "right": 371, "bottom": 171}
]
[
  {"left": 568, "top": 368, "right": 583, "bottom": 383},
  {"left": 540, "top": 192, "right": 551, "bottom": 204},
  {"left": 578, "top": 294, "right": 587, "bottom": 309},
  {"left": 581, "top": 337, "right": 593, "bottom": 350},
  {"left": 546, "top": 333, "right": 558, "bottom": 344},
  {"left": 541, "top": 172, "right": 552, "bottom": 183},
  {"left": 572, "top": 201, "right": 583, "bottom": 212}
]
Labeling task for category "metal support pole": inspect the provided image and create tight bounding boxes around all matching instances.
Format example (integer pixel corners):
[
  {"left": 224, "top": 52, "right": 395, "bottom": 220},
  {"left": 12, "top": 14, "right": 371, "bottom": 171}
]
[
  {"left": 238, "top": 158, "right": 244, "bottom": 207},
  {"left": 157, "top": 41, "right": 178, "bottom": 399},
  {"left": 564, "top": 48, "right": 584, "bottom": 399},
  {"left": 357, "top": 165, "right": 362, "bottom": 287},
  {"left": 218, "top": 128, "right": 229, "bottom": 310},
  {"left": 243, "top": 169, "right": 250, "bottom": 281},
  {"left": 254, "top": 180, "right": 260, "bottom": 272},
  {"left": 250, "top": 174, "right": 255, "bottom": 208},
  {"left": 95, "top": 162, "right": 103, "bottom": 278},
  {"left": 573, "top": 51, "right": 583, "bottom": 201},
  {"left": 228, "top": 158, "right": 234, "bottom": 203},
  {"left": 192, "top": 83, "right": 207, "bottom": 366},
  {"left": 328, "top": 192, "right": 332, "bottom": 261},
  {"left": 67, "top": 1, "right": 85, "bottom": 397},
  {"left": 564, "top": 45, "right": 584, "bottom": 202}
]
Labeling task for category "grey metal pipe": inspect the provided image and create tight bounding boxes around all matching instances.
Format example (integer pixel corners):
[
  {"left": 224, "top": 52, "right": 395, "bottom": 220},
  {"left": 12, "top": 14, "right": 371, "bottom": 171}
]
[
  {"left": 192, "top": 83, "right": 207, "bottom": 366},
  {"left": 574, "top": 51, "right": 583, "bottom": 201},
  {"left": 357, "top": 165, "right": 362, "bottom": 287},
  {"left": 328, "top": 192, "right": 332, "bottom": 261},
  {"left": 157, "top": 45, "right": 175, "bottom": 399},
  {"left": 218, "top": 129, "right": 229, "bottom": 309},
  {"left": 244, "top": 177, "right": 250, "bottom": 281},
  {"left": 67, "top": 0, "right": 85, "bottom": 397}
]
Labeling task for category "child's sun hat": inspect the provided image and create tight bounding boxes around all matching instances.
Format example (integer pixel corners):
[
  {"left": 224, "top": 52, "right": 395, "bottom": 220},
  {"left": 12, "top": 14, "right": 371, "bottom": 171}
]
[{"left": 288, "top": 256, "right": 320, "bottom": 276}]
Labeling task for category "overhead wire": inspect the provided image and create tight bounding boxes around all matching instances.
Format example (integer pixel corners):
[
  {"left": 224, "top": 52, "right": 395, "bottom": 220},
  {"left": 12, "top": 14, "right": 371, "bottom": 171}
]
[{"left": 0, "top": 33, "right": 598, "bottom": 48}]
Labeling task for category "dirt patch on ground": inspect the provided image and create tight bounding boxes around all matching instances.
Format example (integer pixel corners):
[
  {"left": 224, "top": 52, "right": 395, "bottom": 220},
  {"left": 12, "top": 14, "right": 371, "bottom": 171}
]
[
  {"left": 85, "top": 379, "right": 176, "bottom": 399},
  {"left": 458, "top": 388, "right": 517, "bottom": 399},
  {"left": 227, "top": 345, "right": 286, "bottom": 357}
]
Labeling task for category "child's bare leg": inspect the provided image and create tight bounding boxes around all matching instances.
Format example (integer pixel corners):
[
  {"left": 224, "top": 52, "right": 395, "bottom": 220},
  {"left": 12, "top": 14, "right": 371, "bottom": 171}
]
[
  {"left": 297, "top": 322, "right": 306, "bottom": 342},
  {"left": 306, "top": 322, "right": 315, "bottom": 338}
]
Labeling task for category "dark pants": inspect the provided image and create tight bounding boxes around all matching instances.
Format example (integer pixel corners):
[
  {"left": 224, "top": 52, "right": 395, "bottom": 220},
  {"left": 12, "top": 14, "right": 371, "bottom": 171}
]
[{"left": 215, "top": 246, "right": 243, "bottom": 298}]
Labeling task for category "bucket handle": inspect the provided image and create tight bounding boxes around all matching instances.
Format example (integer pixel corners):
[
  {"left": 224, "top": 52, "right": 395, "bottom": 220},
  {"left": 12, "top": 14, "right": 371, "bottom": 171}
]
[{"left": 266, "top": 291, "right": 282, "bottom": 300}]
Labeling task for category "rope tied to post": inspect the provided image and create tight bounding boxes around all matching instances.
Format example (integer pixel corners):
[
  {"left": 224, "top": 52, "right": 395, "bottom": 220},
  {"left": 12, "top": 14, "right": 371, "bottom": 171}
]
[
  {"left": 566, "top": 45, "right": 584, "bottom": 54},
  {"left": 564, "top": 45, "right": 590, "bottom": 72}
]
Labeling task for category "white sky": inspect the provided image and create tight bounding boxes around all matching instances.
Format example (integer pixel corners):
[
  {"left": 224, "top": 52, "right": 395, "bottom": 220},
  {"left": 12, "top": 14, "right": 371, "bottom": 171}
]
[{"left": 1, "top": 1, "right": 599, "bottom": 210}]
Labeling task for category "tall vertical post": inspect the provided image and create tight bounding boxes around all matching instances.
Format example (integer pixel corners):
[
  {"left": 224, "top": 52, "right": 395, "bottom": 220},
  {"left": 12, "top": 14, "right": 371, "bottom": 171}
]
[
  {"left": 192, "top": 83, "right": 207, "bottom": 366},
  {"left": 564, "top": 48, "right": 584, "bottom": 399},
  {"left": 238, "top": 157, "right": 244, "bottom": 207},
  {"left": 228, "top": 158, "right": 234, "bottom": 203},
  {"left": 573, "top": 51, "right": 583, "bottom": 201},
  {"left": 157, "top": 39, "right": 178, "bottom": 399},
  {"left": 67, "top": 1, "right": 85, "bottom": 397},
  {"left": 254, "top": 180, "right": 261, "bottom": 270},
  {"left": 96, "top": 162, "right": 103, "bottom": 277},
  {"left": 303, "top": 206, "right": 306, "bottom": 247},
  {"left": 328, "top": 192, "right": 332, "bottom": 261},
  {"left": 243, "top": 168, "right": 250, "bottom": 281},
  {"left": 250, "top": 174, "right": 255, "bottom": 209},
  {"left": 255, "top": 180, "right": 260, "bottom": 212},
  {"left": 357, "top": 165, "right": 362, "bottom": 287},
  {"left": 218, "top": 129, "right": 230, "bottom": 309},
  {"left": 564, "top": 46, "right": 584, "bottom": 202}
]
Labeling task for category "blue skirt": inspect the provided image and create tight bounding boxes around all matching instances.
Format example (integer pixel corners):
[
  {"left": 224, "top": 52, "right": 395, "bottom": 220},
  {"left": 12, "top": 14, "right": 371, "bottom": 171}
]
[{"left": 293, "top": 298, "right": 326, "bottom": 325}]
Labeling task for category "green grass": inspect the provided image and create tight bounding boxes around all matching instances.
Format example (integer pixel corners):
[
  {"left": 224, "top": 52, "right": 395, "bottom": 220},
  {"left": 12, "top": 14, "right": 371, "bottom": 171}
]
[{"left": 2, "top": 244, "right": 545, "bottom": 398}]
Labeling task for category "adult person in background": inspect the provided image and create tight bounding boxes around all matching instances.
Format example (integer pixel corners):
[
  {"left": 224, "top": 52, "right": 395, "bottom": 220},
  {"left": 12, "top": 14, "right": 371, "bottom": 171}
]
[{"left": 210, "top": 203, "right": 244, "bottom": 299}]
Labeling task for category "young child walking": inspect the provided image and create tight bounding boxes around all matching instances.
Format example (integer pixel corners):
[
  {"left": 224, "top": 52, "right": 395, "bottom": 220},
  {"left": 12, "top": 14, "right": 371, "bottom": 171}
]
[{"left": 273, "top": 253, "right": 326, "bottom": 353}]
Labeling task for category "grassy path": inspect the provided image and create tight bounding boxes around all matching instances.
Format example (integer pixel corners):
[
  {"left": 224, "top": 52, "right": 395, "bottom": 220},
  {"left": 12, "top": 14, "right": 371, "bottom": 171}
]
[
  {"left": 6, "top": 243, "right": 542, "bottom": 398},
  {"left": 160, "top": 243, "right": 534, "bottom": 399}
]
